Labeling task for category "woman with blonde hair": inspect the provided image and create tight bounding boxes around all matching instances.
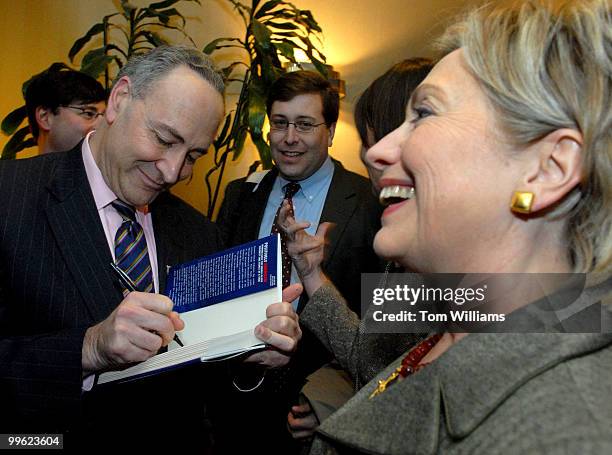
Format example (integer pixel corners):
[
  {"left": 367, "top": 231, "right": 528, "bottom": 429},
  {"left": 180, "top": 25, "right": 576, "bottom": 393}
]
[{"left": 281, "top": 0, "right": 612, "bottom": 453}]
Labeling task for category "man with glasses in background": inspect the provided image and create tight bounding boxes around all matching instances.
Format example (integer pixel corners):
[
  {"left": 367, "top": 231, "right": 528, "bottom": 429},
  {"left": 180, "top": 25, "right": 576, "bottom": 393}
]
[
  {"left": 216, "top": 70, "right": 382, "bottom": 453},
  {"left": 25, "top": 63, "right": 106, "bottom": 154}
]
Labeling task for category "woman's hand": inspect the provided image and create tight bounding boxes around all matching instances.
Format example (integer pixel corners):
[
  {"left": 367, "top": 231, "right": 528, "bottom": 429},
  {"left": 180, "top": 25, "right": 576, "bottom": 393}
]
[{"left": 278, "top": 200, "right": 333, "bottom": 296}]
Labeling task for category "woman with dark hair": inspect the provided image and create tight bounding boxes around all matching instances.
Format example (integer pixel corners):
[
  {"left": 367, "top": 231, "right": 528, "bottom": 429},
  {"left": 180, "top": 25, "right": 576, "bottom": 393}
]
[
  {"left": 287, "top": 58, "right": 433, "bottom": 442},
  {"left": 354, "top": 58, "right": 434, "bottom": 193}
]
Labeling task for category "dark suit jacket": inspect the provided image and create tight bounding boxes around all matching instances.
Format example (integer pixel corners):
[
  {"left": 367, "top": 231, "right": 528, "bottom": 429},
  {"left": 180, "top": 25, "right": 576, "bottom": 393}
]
[
  {"left": 213, "top": 160, "right": 383, "bottom": 452},
  {"left": 0, "top": 146, "right": 224, "bottom": 449}
]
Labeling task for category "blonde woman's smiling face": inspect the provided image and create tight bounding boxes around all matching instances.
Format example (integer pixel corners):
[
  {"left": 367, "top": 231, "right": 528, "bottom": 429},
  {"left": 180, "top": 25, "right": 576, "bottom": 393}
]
[{"left": 367, "top": 49, "right": 523, "bottom": 272}]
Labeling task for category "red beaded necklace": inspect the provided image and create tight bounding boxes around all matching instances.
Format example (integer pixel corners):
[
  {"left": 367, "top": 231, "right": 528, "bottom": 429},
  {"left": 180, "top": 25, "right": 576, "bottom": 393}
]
[{"left": 369, "top": 333, "right": 443, "bottom": 399}]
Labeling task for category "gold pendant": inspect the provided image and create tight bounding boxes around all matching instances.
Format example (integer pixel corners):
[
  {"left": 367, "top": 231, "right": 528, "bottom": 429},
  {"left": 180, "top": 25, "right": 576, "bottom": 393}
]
[{"left": 369, "top": 367, "right": 401, "bottom": 399}]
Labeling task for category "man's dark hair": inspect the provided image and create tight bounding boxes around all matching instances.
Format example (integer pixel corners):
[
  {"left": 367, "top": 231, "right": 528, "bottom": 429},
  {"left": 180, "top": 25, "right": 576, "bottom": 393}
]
[
  {"left": 24, "top": 64, "right": 107, "bottom": 139},
  {"left": 354, "top": 58, "right": 434, "bottom": 146},
  {"left": 266, "top": 70, "right": 339, "bottom": 126}
]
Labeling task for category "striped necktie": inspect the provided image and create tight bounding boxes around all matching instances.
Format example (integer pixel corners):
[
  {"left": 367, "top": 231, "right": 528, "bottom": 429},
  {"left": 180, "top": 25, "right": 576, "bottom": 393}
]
[
  {"left": 270, "top": 182, "right": 301, "bottom": 289},
  {"left": 112, "top": 200, "right": 153, "bottom": 293}
]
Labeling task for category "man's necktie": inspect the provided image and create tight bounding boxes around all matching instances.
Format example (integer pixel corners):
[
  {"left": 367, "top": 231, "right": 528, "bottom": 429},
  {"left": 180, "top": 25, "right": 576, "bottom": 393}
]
[
  {"left": 112, "top": 200, "right": 153, "bottom": 293},
  {"left": 271, "top": 182, "right": 301, "bottom": 289}
]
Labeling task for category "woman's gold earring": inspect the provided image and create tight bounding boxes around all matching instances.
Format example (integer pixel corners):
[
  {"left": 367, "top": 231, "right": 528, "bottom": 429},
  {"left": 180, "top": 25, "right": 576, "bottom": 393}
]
[{"left": 510, "top": 191, "right": 535, "bottom": 214}]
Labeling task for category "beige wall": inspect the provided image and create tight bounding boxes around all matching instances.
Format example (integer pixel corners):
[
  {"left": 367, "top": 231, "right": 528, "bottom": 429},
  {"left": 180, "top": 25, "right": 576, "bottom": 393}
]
[{"left": 0, "top": 0, "right": 476, "bottom": 217}]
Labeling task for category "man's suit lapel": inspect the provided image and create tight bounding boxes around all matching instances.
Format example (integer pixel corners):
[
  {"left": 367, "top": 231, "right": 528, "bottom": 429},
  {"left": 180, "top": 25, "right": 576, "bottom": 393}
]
[
  {"left": 319, "top": 161, "right": 359, "bottom": 268},
  {"left": 44, "top": 147, "right": 121, "bottom": 323},
  {"left": 151, "top": 197, "right": 185, "bottom": 293},
  {"left": 242, "top": 168, "right": 279, "bottom": 242}
]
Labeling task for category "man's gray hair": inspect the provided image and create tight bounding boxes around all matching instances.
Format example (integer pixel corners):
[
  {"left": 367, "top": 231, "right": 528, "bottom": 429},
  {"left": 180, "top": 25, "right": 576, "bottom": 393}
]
[{"left": 112, "top": 45, "right": 224, "bottom": 98}]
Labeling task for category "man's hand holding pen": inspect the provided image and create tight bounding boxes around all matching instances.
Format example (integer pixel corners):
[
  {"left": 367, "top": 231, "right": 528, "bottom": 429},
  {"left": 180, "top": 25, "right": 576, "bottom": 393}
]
[
  {"left": 81, "top": 281, "right": 304, "bottom": 374},
  {"left": 82, "top": 292, "right": 184, "bottom": 374}
]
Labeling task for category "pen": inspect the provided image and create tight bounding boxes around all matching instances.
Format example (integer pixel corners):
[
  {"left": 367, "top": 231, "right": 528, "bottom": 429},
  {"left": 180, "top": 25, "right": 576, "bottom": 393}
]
[{"left": 110, "top": 262, "right": 184, "bottom": 347}]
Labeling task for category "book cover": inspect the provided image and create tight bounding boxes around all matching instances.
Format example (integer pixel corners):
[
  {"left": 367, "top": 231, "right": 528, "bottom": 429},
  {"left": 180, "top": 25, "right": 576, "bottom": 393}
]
[{"left": 97, "top": 234, "right": 281, "bottom": 385}]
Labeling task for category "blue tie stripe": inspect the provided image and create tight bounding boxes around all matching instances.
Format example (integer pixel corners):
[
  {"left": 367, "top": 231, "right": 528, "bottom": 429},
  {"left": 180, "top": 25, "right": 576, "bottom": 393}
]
[
  {"left": 115, "top": 228, "right": 146, "bottom": 263},
  {"left": 112, "top": 200, "right": 154, "bottom": 293}
]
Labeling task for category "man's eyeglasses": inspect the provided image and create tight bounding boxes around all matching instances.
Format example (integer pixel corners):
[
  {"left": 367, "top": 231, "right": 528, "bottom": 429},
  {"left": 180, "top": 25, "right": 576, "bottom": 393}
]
[
  {"left": 270, "top": 119, "right": 325, "bottom": 133},
  {"left": 62, "top": 105, "right": 105, "bottom": 121}
]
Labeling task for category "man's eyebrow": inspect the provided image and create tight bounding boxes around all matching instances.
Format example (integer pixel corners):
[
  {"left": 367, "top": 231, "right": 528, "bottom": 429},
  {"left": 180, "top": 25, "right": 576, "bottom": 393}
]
[
  {"left": 153, "top": 123, "right": 185, "bottom": 143},
  {"left": 150, "top": 121, "right": 208, "bottom": 155},
  {"left": 271, "top": 115, "right": 316, "bottom": 121},
  {"left": 73, "top": 103, "right": 101, "bottom": 109}
]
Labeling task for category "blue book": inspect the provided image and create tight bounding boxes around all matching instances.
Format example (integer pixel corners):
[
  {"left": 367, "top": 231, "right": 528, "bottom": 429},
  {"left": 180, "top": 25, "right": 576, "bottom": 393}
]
[{"left": 97, "top": 234, "right": 282, "bottom": 385}]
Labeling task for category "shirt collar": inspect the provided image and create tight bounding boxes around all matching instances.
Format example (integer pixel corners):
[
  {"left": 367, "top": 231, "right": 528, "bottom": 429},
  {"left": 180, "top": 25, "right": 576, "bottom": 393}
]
[
  {"left": 277, "top": 156, "right": 334, "bottom": 203},
  {"left": 82, "top": 131, "right": 117, "bottom": 211}
]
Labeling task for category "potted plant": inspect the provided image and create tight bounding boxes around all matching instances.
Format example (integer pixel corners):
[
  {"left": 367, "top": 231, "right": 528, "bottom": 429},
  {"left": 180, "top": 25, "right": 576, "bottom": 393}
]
[
  {"left": 201, "top": 0, "right": 326, "bottom": 216},
  {"left": 1, "top": 0, "right": 199, "bottom": 159},
  {"left": 1, "top": 0, "right": 328, "bottom": 217}
]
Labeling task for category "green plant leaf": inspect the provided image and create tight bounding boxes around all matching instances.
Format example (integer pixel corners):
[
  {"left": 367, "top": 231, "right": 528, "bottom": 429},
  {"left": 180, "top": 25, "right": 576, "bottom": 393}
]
[
  {"left": 1, "top": 126, "right": 34, "bottom": 159},
  {"left": 232, "top": 127, "right": 248, "bottom": 160},
  {"left": 202, "top": 37, "right": 242, "bottom": 55},
  {"left": 140, "top": 7, "right": 184, "bottom": 26},
  {"left": 296, "top": 35, "right": 326, "bottom": 62},
  {"left": 229, "top": 1, "right": 249, "bottom": 27},
  {"left": 5, "top": 137, "right": 37, "bottom": 159},
  {"left": 274, "top": 41, "right": 294, "bottom": 60},
  {"left": 298, "top": 10, "right": 322, "bottom": 33},
  {"left": 254, "top": 0, "right": 282, "bottom": 18},
  {"left": 137, "top": 30, "right": 169, "bottom": 48},
  {"left": 1, "top": 106, "right": 27, "bottom": 136},
  {"left": 265, "top": 21, "right": 299, "bottom": 30},
  {"left": 79, "top": 48, "right": 116, "bottom": 78},
  {"left": 251, "top": 19, "right": 272, "bottom": 51},
  {"left": 105, "top": 43, "right": 128, "bottom": 59},
  {"left": 120, "top": 0, "right": 136, "bottom": 15},
  {"left": 251, "top": 134, "right": 271, "bottom": 168},
  {"left": 307, "top": 53, "right": 328, "bottom": 76},
  {"left": 214, "top": 113, "right": 233, "bottom": 149},
  {"left": 270, "top": 31, "right": 300, "bottom": 38},
  {"left": 247, "top": 159, "right": 262, "bottom": 175},
  {"left": 247, "top": 91, "right": 266, "bottom": 138},
  {"left": 68, "top": 22, "right": 106, "bottom": 62},
  {"left": 266, "top": 10, "right": 296, "bottom": 21},
  {"left": 219, "top": 62, "right": 244, "bottom": 81},
  {"left": 149, "top": 0, "right": 199, "bottom": 10},
  {"left": 80, "top": 47, "right": 105, "bottom": 67}
]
